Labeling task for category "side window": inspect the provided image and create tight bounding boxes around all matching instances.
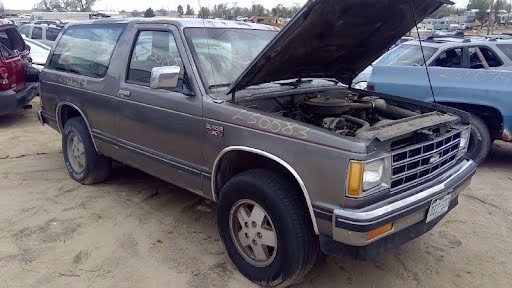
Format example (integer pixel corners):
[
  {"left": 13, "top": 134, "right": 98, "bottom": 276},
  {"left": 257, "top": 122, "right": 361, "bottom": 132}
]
[
  {"left": 127, "top": 30, "right": 183, "bottom": 87},
  {"left": 46, "top": 27, "right": 61, "bottom": 41},
  {"left": 431, "top": 48, "right": 463, "bottom": 68},
  {"left": 31, "top": 27, "right": 43, "bottom": 40},
  {"left": 468, "top": 47, "right": 503, "bottom": 69},
  {"left": 497, "top": 44, "right": 512, "bottom": 60},
  {"left": 48, "top": 24, "right": 125, "bottom": 78},
  {"left": 19, "top": 25, "right": 31, "bottom": 37}
]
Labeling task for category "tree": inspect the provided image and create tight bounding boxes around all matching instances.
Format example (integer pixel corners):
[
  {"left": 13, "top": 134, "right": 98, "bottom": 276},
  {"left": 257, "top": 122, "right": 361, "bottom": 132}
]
[
  {"left": 467, "top": 0, "right": 490, "bottom": 23},
  {"left": 185, "top": 4, "right": 194, "bottom": 15},
  {"left": 199, "top": 7, "right": 211, "bottom": 18},
  {"left": 177, "top": 5, "right": 184, "bottom": 15},
  {"left": 144, "top": 7, "right": 155, "bottom": 18},
  {"left": 62, "top": 0, "right": 79, "bottom": 11},
  {"left": 156, "top": 8, "right": 167, "bottom": 15},
  {"left": 212, "top": 3, "right": 228, "bottom": 18},
  {"left": 251, "top": 4, "right": 268, "bottom": 17},
  {"left": 429, "top": 4, "right": 464, "bottom": 18},
  {"left": 74, "top": 0, "right": 97, "bottom": 12},
  {"left": 35, "top": 0, "right": 62, "bottom": 11}
]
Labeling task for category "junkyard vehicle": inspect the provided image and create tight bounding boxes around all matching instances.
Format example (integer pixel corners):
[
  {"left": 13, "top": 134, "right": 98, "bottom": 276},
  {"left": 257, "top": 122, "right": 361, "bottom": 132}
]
[
  {"left": 366, "top": 36, "right": 512, "bottom": 163},
  {"left": 18, "top": 23, "right": 62, "bottom": 46},
  {"left": 38, "top": 0, "right": 476, "bottom": 286},
  {"left": 0, "top": 20, "right": 38, "bottom": 116},
  {"left": 22, "top": 37, "right": 50, "bottom": 71}
]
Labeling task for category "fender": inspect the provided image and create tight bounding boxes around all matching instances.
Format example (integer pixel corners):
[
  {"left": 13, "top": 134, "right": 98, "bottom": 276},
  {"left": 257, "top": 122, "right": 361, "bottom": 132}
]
[
  {"left": 55, "top": 102, "right": 99, "bottom": 152},
  {"left": 212, "top": 146, "right": 320, "bottom": 235}
]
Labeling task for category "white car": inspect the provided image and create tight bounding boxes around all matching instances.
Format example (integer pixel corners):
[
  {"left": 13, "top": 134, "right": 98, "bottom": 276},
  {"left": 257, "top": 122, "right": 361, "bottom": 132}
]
[{"left": 23, "top": 37, "right": 50, "bottom": 71}]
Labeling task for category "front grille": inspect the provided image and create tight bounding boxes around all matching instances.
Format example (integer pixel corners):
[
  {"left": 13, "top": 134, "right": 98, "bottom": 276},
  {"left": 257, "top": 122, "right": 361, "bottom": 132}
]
[{"left": 391, "top": 131, "right": 461, "bottom": 192}]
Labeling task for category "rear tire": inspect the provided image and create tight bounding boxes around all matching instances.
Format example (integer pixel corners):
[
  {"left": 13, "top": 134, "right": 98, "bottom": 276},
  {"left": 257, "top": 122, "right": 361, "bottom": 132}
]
[
  {"left": 62, "top": 117, "right": 111, "bottom": 184},
  {"left": 217, "top": 169, "right": 318, "bottom": 287},
  {"left": 467, "top": 114, "right": 491, "bottom": 165}
]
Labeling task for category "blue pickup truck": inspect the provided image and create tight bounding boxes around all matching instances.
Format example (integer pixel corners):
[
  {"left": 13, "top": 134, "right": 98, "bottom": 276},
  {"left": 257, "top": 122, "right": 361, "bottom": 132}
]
[{"left": 367, "top": 37, "right": 512, "bottom": 163}]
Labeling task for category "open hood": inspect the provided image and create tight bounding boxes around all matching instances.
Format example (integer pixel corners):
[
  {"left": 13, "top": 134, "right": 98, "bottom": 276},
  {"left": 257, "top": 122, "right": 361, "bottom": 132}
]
[{"left": 228, "top": 0, "right": 451, "bottom": 94}]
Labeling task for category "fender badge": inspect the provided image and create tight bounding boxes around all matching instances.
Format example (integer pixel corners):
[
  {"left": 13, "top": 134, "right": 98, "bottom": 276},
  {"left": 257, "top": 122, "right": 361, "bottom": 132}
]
[{"left": 206, "top": 123, "right": 224, "bottom": 137}]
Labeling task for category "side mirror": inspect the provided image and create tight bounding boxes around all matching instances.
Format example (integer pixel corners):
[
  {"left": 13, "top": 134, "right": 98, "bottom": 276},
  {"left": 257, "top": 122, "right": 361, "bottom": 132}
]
[
  {"left": 150, "top": 66, "right": 180, "bottom": 89},
  {"left": 26, "top": 44, "right": 31, "bottom": 52}
]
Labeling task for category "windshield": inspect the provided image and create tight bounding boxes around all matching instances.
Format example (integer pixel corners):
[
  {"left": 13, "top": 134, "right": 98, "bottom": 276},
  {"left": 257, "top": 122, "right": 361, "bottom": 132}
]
[
  {"left": 375, "top": 44, "right": 438, "bottom": 66},
  {"left": 185, "top": 28, "right": 277, "bottom": 91}
]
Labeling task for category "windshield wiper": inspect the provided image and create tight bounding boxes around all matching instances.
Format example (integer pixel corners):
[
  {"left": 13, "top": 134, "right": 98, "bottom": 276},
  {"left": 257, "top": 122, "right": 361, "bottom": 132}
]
[
  {"left": 276, "top": 78, "right": 313, "bottom": 88},
  {"left": 209, "top": 83, "right": 232, "bottom": 89},
  {"left": 277, "top": 78, "right": 341, "bottom": 88}
]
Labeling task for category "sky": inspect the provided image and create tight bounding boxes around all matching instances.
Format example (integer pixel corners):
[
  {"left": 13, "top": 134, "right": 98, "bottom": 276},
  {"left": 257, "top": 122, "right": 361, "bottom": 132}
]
[{"left": 3, "top": 0, "right": 470, "bottom": 12}]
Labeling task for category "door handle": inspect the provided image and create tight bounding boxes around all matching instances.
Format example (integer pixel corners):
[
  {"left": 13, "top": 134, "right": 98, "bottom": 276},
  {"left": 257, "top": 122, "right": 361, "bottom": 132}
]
[{"left": 118, "top": 90, "right": 131, "bottom": 97}]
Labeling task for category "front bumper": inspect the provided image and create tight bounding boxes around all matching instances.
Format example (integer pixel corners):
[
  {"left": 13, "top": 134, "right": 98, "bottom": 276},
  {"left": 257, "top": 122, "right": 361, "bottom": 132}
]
[
  {"left": 321, "top": 159, "right": 476, "bottom": 260},
  {"left": 0, "top": 82, "right": 38, "bottom": 116}
]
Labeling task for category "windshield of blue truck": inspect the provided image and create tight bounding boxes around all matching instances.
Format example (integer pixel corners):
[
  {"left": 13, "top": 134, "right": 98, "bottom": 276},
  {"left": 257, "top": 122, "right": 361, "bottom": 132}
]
[
  {"left": 375, "top": 44, "right": 438, "bottom": 66},
  {"left": 184, "top": 28, "right": 278, "bottom": 91}
]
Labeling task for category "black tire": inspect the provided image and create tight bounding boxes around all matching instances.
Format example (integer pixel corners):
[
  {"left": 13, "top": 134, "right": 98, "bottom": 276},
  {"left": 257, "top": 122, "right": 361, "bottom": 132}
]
[
  {"left": 217, "top": 169, "right": 318, "bottom": 287},
  {"left": 62, "top": 117, "right": 111, "bottom": 184},
  {"left": 467, "top": 114, "right": 491, "bottom": 165}
]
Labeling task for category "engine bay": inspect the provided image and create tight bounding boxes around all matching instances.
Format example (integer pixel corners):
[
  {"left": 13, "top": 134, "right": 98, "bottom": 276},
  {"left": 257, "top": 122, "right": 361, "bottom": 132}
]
[{"left": 239, "top": 90, "right": 424, "bottom": 139}]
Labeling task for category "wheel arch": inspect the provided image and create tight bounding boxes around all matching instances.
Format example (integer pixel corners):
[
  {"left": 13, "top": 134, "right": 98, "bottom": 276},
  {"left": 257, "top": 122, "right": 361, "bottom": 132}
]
[
  {"left": 438, "top": 101, "right": 504, "bottom": 139},
  {"left": 211, "top": 146, "right": 319, "bottom": 235},
  {"left": 56, "top": 102, "right": 99, "bottom": 152}
]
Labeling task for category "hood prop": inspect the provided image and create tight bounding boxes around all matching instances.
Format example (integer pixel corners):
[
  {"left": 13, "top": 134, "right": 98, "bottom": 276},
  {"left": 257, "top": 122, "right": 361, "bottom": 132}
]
[{"left": 408, "top": 0, "right": 438, "bottom": 107}]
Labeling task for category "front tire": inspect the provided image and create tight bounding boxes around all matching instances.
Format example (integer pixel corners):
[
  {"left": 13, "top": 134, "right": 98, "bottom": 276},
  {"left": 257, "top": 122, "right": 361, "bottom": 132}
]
[
  {"left": 62, "top": 117, "right": 111, "bottom": 184},
  {"left": 217, "top": 169, "right": 318, "bottom": 287},
  {"left": 467, "top": 114, "right": 491, "bottom": 165}
]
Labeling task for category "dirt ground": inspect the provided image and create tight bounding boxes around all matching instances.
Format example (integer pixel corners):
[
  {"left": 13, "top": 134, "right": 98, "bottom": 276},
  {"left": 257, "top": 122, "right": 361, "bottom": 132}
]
[{"left": 0, "top": 99, "right": 511, "bottom": 288}]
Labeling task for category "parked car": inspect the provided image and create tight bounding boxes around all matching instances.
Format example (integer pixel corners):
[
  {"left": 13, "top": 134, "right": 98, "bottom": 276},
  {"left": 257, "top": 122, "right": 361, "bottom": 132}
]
[
  {"left": 38, "top": 0, "right": 476, "bottom": 286},
  {"left": 0, "top": 20, "right": 38, "bottom": 116},
  {"left": 389, "top": 36, "right": 415, "bottom": 49},
  {"left": 9, "top": 18, "right": 31, "bottom": 28},
  {"left": 352, "top": 36, "right": 416, "bottom": 88},
  {"left": 366, "top": 35, "right": 512, "bottom": 163},
  {"left": 23, "top": 37, "right": 50, "bottom": 71},
  {"left": 18, "top": 23, "right": 62, "bottom": 46},
  {"left": 33, "top": 19, "right": 65, "bottom": 27}
]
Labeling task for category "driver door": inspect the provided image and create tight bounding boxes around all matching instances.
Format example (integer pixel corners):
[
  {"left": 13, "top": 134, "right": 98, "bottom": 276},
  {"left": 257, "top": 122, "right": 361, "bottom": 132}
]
[{"left": 115, "top": 24, "right": 203, "bottom": 194}]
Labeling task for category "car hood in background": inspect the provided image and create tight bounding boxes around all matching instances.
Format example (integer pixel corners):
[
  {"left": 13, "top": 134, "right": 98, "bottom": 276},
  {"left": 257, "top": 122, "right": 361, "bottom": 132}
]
[{"left": 228, "top": 0, "right": 451, "bottom": 94}]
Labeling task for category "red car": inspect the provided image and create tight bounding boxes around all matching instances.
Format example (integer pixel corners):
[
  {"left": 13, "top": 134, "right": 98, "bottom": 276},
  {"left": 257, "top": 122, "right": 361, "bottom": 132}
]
[{"left": 0, "top": 19, "right": 38, "bottom": 116}]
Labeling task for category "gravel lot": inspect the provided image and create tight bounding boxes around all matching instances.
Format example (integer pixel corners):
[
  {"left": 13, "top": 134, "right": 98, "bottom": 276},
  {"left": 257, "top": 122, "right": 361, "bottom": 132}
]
[{"left": 1, "top": 99, "right": 511, "bottom": 288}]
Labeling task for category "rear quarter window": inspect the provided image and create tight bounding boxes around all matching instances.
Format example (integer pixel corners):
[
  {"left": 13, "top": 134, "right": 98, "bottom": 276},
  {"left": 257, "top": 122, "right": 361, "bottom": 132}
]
[
  {"left": 48, "top": 24, "right": 126, "bottom": 78},
  {"left": 496, "top": 44, "right": 512, "bottom": 60},
  {"left": 45, "top": 27, "right": 61, "bottom": 41}
]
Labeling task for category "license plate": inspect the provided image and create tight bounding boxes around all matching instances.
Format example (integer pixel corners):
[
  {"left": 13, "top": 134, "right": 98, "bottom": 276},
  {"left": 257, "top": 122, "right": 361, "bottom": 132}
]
[{"left": 426, "top": 194, "right": 451, "bottom": 223}]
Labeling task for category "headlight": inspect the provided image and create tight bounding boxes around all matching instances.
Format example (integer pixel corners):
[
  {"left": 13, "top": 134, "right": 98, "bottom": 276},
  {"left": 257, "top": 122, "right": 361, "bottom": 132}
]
[
  {"left": 353, "top": 81, "right": 368, "bottom": 90},
  {"left": 459, "top": 128, "right": 470, "bottom": 151},
  {"left": 347, "top": 157, "right": 391, "bottom": 198}
]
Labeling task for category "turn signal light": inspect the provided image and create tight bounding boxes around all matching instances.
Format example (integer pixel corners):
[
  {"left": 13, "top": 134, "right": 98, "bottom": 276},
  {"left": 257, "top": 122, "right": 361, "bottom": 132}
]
[
  {"left": 366, "top": 223, "right": 393, "bottom": 240},
  {"left": 347, "top": 161, "right": 363, "bottom": 196}
]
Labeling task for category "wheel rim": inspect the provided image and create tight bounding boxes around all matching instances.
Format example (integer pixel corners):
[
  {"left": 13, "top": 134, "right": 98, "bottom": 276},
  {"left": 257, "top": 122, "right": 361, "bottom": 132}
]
[
  {"left": 229, "top": 199, "right": 278, "bottom": 267},
  {"left": 66, "top": 131, "right": 86, "bottom": 173}
]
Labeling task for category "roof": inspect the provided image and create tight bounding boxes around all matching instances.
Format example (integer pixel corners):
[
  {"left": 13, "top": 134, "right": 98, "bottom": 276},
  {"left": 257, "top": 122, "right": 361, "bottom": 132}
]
[
  {"left": 21, "top": 23, "right": 64, "bottom": 29},
  {"left": 403, "top": 36, "right": 512, "bottom": 48},
  {"left": 67, "top": 17, "right": 280, "bottom": 31}
]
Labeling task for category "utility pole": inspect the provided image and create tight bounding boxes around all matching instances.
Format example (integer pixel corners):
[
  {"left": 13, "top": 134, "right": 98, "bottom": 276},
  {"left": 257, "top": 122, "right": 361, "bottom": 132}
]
[
  {"left": 488, "top": 0, "right": 495, "bottom": 35},
  {"left": 508, "top": 0, "right": 511, "bottom": 27}
]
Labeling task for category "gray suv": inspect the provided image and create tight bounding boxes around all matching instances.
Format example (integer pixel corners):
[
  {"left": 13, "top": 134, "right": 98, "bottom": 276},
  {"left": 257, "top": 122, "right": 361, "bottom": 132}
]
[
  {"left": 18, "top": 23, "right": 62, "bottom": 46},
  {"left": 38, "top": 0, "right": 476, "bottom": 286}
]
